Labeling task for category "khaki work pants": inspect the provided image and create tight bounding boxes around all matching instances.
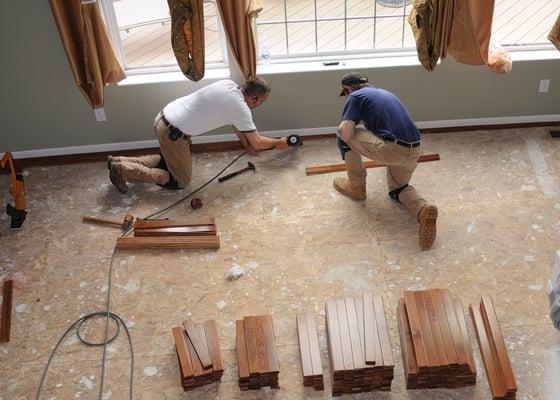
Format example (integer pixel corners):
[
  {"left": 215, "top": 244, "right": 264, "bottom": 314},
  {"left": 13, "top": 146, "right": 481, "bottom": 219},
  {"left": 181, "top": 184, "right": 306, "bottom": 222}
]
[
  {"left": 346, "top": 127, "right": 427, "bottom": 219},
  {"left": 119, "top": 113, "right": 193, "bottom": 189}
]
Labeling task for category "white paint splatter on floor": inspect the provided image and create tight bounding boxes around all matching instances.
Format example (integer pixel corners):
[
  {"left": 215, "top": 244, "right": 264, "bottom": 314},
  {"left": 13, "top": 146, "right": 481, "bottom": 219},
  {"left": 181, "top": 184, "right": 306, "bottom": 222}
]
[
  {"left": 143, "top": 366, "right": 158, "bottom": 377},
  {"left": 528, "top": 284, "right": 543, "bottom": 291},
  {"left": 216, "top": 300, "right": 226, "bottom": 309},
  {"left": 78, "top": 376, "right": 95, "bottom": 390}
]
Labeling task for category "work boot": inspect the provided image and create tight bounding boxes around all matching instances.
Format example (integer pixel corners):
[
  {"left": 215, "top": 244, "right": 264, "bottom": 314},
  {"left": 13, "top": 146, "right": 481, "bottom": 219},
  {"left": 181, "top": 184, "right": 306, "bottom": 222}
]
[
  {"left": 333, "top": 177, "right": 366, "bottom": 200},
  {"left": 418, "top": 204, "right": 438, "bottom": 250},
  {"left": 109, "top": 162, "right": 128, "bottom": 194},
  {"left": 107, "top": 155, "right": 114, "bottom": 170}
]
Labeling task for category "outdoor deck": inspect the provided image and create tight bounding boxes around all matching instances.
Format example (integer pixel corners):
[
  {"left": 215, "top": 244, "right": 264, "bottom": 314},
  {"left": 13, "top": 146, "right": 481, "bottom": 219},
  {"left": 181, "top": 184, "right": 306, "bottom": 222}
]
[{"left": 115, "top": 0, "right": 560, "bottom": 69}]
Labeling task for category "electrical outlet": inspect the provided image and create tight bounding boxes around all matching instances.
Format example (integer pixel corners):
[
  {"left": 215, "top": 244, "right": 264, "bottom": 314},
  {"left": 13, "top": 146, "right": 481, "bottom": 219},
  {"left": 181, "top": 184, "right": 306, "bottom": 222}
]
[
  {"left": 94, "top": 107, "right": 107, "bottom": 122},
  {"left": 538, "top": 79, "right": 550, "bottom": 93}
]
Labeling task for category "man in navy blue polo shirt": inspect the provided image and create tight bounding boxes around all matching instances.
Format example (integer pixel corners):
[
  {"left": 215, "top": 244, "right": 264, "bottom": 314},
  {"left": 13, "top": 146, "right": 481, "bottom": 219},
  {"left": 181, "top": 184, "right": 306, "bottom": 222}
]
[{"left": 335, "top": 72, "right": 438, "bottom": 250}]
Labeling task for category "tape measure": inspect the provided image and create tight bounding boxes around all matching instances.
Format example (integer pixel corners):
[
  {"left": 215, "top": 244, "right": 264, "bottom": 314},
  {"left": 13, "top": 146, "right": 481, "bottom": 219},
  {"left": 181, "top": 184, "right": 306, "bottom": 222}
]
[{"left": 287, "top": 134, "right": 301, "bottom": 147}]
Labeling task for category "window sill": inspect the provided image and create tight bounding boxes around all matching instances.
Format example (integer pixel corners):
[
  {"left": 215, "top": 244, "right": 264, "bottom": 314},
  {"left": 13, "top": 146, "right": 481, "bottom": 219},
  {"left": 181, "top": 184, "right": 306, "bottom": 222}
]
[{"left": 117, "top": 67, "right": 230, "bottom": 86}]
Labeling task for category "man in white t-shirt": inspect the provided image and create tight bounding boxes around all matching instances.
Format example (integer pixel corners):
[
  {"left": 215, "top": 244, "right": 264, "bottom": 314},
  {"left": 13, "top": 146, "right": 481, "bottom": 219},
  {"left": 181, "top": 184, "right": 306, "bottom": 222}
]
[{"left": 107, "top": 77, "right": 289, "bottom": 193}]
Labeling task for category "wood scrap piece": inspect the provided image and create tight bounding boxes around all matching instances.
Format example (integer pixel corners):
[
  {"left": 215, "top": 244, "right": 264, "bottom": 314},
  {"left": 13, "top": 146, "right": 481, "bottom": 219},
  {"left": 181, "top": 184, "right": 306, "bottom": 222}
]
[
  {"left": 470, "top": 302, "right": 506, "bottom": 398},
  {"left": 134, "top": 225, "right": 217, "bottom": 237},
  {"left": 480, "top": 295, "right": 516, "bottom": 394},
  {"left": 116, "top": 236, "right": 220, "bottom": 250},
  {"left": 372, "top": 295, "right": 393, "bottom": 367},
  {"left": 236, "top": 320, "right": 250, "bottom": 381},
  {"left": 204, "top": 320, "right": 224, "bottom": 375},
  {"left": 297, "top": 312, "right": 314, "bottom": 380},
  {"left": 134, "top": 217, "right": 215, "bottom": 229},
  {"left": 0, "top": 280, "right": 13, "bottom": 343},
  {"left": 183, "top": 319, "right": 213, "bottom": 369},
  {"left": 172, "top": 326, "right": 194, "bottom": 379},
  {"left": 305, "top": 153, "right": 440, "bottom": 175}
]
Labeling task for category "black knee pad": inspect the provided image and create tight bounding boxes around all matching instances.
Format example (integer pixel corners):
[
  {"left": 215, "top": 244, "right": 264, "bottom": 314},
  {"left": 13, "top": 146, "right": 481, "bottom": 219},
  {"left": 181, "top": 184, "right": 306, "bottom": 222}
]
[{"left": 388, "top": 185, "right": 408, "bottom": 203}]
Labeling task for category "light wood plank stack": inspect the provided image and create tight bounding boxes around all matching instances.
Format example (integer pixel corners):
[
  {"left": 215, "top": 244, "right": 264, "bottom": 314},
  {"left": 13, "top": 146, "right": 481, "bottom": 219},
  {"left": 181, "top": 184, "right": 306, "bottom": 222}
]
[
  {"left": 397, "top": 289, "right": 477, "bottom": 389},
  {"left": 171, "top": 319, "right": 223, "bottom": 391},
  {"left": 296, "top": 312, "right": 324, "bottom": 390},
  {"left": 325, "top": 293, "right": 394, "bottom": 396},
  {"left": 116, "top": 217, "right": 220, "bottom": 250},
  {"left": 236, "top": 315, "right": 279, "bottom": 390},
  {"left": 470, "top": 295, "right": 517, "bottom": 400}
]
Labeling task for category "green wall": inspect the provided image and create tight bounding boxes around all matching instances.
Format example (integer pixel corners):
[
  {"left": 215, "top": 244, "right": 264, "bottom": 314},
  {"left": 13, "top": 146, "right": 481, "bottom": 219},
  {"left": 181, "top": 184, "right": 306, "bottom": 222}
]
[{"left": 1, "top": 1, "right": 558, "bottom": 153}]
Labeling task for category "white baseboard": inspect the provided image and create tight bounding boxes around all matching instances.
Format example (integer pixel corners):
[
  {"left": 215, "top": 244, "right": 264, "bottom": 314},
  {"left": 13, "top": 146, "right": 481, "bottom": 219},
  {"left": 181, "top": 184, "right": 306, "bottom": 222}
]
[{"left": 9, "top": 114, "right": 560, "bottom": 159}]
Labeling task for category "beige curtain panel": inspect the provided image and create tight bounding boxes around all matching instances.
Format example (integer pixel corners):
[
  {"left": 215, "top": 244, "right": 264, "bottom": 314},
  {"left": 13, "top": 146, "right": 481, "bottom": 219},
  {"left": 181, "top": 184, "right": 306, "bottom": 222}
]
[
  {"left": 168, "top": 0, "right": 205, "bottom": 81},
  {"left": 217, "top": 0, "right": 263, "bottom": 80},
  {"left": 49, "top": 0, "right": 125, "bottom": 109},
  {"left": 549, "top": 13, "right": 560, "bottom": 50}
]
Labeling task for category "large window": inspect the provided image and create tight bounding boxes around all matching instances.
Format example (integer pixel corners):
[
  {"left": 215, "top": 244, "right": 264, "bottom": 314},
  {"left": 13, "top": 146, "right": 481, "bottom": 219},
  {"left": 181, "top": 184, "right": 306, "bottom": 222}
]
[
  {"left": 255, "top": 0, "right": 416, "bottom": 59},
  {"left": 102, "top": 0, "right": 227, "bottom": 72}
]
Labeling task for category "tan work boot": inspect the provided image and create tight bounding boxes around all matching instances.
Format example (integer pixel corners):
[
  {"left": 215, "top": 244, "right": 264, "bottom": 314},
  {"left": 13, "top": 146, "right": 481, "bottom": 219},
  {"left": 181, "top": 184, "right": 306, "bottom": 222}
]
[
  {"left": 418, "top": 204, "right": 438, "bottom": 250},
  {"left": 333, "top": 177, "right": 366, "bottom": 200},
  {"left": 109, "top": 162, "right": 128, "bottom": 194}
]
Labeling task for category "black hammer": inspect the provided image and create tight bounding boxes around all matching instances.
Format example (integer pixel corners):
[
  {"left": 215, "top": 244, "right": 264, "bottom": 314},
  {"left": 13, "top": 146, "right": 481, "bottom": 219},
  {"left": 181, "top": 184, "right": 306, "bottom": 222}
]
[{"left": 218, "top": 162, "right": 256, "bottom": 183}]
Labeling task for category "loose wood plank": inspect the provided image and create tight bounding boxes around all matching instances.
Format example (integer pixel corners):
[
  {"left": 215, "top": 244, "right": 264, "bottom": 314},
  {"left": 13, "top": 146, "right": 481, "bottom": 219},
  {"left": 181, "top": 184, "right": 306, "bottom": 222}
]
[
  {"left": 345, "top": 297, "right": 365, "bottom": 369},
  {"left": 305, "top": 154, "right": 440, "bottom": 175},
  {"left": 354, "top": 296, "right": 365, "bottom": 360},
  {"left": 297, "top": 313, "right": 314, "bottom": 379},
  {"left": 204, "top": 320, "right": 224, "bottom": 374},
  {"left": 185, "top": 333, "right": 205, "bottom": 377},
  {"left": 326, "top": 299, "right": 344, "bottom": 373},
  {"left": 172, "top": 326, "right": 194, "bottom": 379},
  {"left": 414, "top": 291, "right": 439, "bottom": 368},
  {"left": 336, "top": 298, "right": 355, "bottom": 370},
  {"left": 305, "top": 312, "right": 323, "bottom": 377},
  {"left": 454, "top": 299, "right": 476, "bottom": 376},
  {"left": 236, "top": 320, "right": 250, "bottom": 379},
  {"left": 440, "top": 289, "right": 468, "bottom": 367},
  {"left": 0, "top": 280, "right": 13, "bottom": 343},
  {"left": 116, "top": 236, "right": 220, "bottom": 250},
  {"left": 134, "top": 225, "right": 217, "bottom": 237},
  {"left": 372, "top": 295, "right": 393, "bottom": 367},
  {"left": 403, "top": 291, "right": 429, "bottom": 370},
  {"left": 195, "top": 323, "right": 214, "bottom": 376},
  {"left": 255, "top": 316, "right": 270, "bottom": 375},
  {"left": 243, "top": 316, "right": 261, "bottom": 375},
  {"left": 183, "top": 319, "right": 213, "bottom": 369},
  {"left": 362, "top": 292, "right": 378, "bottom": 365},
  {"left": 397, "top": 299, "right": 418, "bottom": 378},
  {"left": 261, "top": 315, "right": 279, "bottom": 374},
  {"left": 470, "top": 302, "right": 506, "bottom": 398},
  {"left": 481, "top": 295, "right": 516, "bottom": 393},
  {"left": 430, "top": 289, "right": 458, "bottom": 367},
  {"left": 423, "top": 290, "right": 449, "bottom": 368},
  {"left": 134, "top": 217, "right": 216, "bottom": 229}
]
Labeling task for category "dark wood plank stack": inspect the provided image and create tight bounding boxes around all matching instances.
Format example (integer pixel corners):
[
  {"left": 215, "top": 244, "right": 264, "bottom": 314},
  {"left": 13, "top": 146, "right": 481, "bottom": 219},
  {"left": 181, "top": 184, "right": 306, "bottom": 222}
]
[
  {"left": 116, "top": 217, "right": 220, "bottom": 250},
  {"left": 296, "top": 312, "right": 324, "bottom": 390},
  {"left": 171, "top": 319, "right": 223, "bottom": 391},
  {"left": 397, "top": 289, "right": 477, "bottom": 389},
  {"left": 1, "top": 280, "right": 13, "bottom": 343},
  {"left": 325, "top": 293, "right": 394, "bottom": 396},
  {"left": 470, "top": 295, "right": 517, "bottom": 399},
  {"left": 236, "top": 315, "right": 279, "bottom": 390}
]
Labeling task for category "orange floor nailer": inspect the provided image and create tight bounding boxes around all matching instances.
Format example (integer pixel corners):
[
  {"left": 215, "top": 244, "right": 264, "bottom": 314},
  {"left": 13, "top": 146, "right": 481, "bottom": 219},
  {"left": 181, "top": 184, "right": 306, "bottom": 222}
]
[{"left": 0, "top": 152, "right": 27, "bottom": 228}]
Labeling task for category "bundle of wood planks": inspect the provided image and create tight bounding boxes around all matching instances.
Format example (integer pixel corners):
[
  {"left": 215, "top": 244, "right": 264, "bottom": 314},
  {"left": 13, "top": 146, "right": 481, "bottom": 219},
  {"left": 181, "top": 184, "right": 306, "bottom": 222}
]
[
  {"left": 171, "top": 319, "right": 223, "bottom": 391},
  {"left": 470, "top": 295, "right": 517, "bottom": 400},
  {"left": 116, "top": 217, "right": 220, "bottom": 250},
  {"left": 236, "top": 315, "right": 279, "bottom": 390},
  {"left": 325, "top": 293, "right": 394, "bottom": 396},
  {"left": 296, "top": 312, "right": 324, "bottom": 391},
  {"left": 397, "top": 289, "right": 477, "bottom": 389}
]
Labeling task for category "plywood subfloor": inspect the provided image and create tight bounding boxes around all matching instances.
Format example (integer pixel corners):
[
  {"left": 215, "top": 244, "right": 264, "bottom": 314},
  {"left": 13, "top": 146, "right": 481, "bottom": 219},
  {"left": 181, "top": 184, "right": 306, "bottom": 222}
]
[{"left": 1, "top": 127, "right": 560, "bottom": 399}]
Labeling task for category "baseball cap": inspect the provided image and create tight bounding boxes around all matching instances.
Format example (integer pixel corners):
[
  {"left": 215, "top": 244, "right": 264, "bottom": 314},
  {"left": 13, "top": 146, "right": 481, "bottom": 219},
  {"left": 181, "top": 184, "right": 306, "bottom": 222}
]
[{"left": 339, "top": 72, "right": 369, "bottom": 96}]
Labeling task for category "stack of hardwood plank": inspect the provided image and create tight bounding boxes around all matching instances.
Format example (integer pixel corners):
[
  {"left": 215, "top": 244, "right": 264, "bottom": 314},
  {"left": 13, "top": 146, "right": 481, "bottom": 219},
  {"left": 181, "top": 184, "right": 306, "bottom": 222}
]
[
  {"left": 470, "top": 295, "right": 517, "bottom": 399},
  {"left": 397, "top": 289, "right": 477, "bottom": 389},
  {"left": 325, "top": 293, "right": 394, "bottom": 396},
  {"left": 171, "top": 319, "right": 223, "bottom": 391},
  {"left": 236, "top": 315, "right": 279, "bottom": 390},
  {"left": 116, "top": 217, "right": 219, "bottom": 250},
  {"left": 296, "top": 312, "right": 324, "bottom": 390}
]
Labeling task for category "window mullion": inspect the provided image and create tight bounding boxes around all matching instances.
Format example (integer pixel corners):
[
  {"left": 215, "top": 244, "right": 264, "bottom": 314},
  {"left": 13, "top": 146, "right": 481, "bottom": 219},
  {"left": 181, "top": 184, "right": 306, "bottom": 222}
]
[
  {"left": 314, "top": 0, "right": 318, "bottom": 53},
  {"left": 99, "top": 0, "right": 127, "bottom": 69},
  {"left": 284, "top": 0, "right": 290, "bottom": 54}
]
